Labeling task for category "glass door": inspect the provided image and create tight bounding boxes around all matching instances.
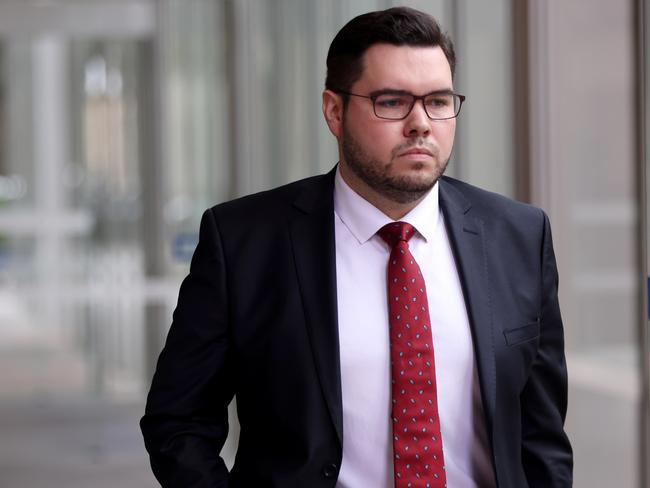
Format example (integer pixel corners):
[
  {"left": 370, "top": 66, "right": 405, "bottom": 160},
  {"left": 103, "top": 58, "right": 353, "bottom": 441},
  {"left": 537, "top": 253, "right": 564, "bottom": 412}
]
[{"left": 0, "top": 3, "right": 160, "bottom": 487}]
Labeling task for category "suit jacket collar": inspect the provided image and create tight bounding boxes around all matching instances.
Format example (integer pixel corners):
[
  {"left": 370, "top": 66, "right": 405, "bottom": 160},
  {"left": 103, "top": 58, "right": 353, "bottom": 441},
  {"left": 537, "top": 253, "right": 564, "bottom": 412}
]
[
  {"left": 290, "top": 168, "right": 343, "bottom": 445},
  {"left": 439, "top": 177, "right": 496, "bottom": 444}
]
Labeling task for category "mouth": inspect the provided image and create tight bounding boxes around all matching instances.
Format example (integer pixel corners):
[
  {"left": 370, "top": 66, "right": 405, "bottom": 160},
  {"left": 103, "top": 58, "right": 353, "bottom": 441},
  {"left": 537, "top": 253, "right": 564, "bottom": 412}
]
[{"left": 397, "top": 147, "right": 434, "bottom": 159}]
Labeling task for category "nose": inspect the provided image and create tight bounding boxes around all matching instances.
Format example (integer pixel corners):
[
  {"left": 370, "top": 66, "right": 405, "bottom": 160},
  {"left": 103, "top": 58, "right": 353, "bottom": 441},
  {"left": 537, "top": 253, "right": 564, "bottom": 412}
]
[{"left": 403, "top": 99, "right": 431, "bottom": 138}]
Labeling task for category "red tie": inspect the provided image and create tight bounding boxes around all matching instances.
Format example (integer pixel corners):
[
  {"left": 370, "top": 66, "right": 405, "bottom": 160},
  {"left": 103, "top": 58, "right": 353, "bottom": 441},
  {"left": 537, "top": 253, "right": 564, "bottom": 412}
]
[{"left": 378, "top": 222, "right": 446, "bottom": 488}]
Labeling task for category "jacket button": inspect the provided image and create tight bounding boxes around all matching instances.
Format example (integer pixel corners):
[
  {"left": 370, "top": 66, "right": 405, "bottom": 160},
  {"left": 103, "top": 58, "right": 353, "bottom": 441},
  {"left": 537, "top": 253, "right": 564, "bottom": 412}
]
[{"left": 322, "top": 463, "right": 338, "bottom": 478}]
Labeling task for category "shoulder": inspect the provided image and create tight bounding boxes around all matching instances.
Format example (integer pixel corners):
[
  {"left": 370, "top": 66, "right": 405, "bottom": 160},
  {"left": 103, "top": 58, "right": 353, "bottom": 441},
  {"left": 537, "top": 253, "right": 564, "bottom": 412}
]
[
  {"left": 440, "top": 176, "right": 547, "bottom": 230},
  {"left": 208, "top": 171, "right": 333, "bottom": 222},
  {"left": 197, "top": 170, "right": 335, "bottom": 264}
]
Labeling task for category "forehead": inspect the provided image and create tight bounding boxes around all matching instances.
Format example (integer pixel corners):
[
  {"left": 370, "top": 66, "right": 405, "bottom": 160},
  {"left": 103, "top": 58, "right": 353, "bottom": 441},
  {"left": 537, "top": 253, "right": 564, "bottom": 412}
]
[{"left": 355, "top": 43, "right": 453, "bottom": 93}]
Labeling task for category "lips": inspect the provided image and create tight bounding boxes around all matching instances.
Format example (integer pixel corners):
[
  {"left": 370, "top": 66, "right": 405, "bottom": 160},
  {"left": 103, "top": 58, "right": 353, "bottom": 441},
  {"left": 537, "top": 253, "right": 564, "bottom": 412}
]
[{"left": 398, "top": 147, "right": 434, "bottom": 157}]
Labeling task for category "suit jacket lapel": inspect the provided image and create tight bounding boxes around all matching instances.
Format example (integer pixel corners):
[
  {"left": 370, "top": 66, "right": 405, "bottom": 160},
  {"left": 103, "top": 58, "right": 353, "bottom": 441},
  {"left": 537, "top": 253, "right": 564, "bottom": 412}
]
[
  {"left": 289, "top": 169, "right": 343, "bottom": 445},
  {"left": 439, "top": 178, "right": 496, "bottom": 441}
]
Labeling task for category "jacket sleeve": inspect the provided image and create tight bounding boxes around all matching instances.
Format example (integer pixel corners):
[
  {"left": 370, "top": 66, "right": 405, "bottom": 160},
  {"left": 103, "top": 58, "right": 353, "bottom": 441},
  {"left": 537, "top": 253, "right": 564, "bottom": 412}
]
[
  {"left": 140, "top": 208, "right": 234, "bottom": 487},
  {"left": 521, "top": 212, "right": 573, "bottom": 486}
]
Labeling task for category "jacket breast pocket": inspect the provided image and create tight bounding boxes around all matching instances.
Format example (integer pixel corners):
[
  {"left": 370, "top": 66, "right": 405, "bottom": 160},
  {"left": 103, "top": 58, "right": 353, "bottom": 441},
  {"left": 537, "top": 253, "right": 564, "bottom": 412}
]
[{"left": 503, "top": 319, "right": 540, "bottom": 346}]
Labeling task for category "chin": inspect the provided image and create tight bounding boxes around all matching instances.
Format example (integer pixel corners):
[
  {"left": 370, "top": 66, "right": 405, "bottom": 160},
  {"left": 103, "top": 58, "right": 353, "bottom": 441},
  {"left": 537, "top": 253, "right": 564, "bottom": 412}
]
[{"left": 394, "top": 166, "right": 439, "bottom": 182}]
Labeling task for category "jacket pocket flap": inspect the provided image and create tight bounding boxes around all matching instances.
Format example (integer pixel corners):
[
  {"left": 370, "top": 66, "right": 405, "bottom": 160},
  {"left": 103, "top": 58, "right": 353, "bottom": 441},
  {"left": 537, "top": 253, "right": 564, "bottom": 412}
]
[{"left": 503, "top": 320, "right": 540, "bottom": 346}]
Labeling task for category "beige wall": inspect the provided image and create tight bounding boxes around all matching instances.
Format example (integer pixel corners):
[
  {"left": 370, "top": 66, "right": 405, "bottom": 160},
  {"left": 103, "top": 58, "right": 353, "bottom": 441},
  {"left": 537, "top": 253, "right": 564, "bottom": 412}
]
[{"left": 529, "top": 1, "right": 641, "bottom": 486}]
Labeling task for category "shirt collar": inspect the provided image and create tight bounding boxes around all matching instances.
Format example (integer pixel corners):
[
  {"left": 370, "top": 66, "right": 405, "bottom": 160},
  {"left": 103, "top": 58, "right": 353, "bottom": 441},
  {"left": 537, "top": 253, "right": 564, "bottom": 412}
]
[{"left": 333, "top": 165, "right": 440, "bottom": 245}]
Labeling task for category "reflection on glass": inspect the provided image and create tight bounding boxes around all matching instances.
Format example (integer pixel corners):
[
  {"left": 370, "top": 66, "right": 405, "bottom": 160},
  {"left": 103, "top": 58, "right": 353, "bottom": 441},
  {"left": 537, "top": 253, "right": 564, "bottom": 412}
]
[{"left": 0, "top": 39, "right": 147, "bottom": 401}]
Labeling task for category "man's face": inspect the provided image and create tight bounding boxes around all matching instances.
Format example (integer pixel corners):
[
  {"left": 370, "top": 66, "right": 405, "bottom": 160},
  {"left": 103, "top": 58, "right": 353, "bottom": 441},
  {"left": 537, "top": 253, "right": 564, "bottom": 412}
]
[{"left": 332, "top": 44, "right": 456, "bottom": 205}]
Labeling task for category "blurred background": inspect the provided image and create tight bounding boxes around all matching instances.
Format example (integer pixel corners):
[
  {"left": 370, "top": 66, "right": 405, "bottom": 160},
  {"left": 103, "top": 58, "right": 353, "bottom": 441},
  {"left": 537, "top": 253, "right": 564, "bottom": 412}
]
[{"left": 0, "top": 0, "right": 647, "bottom": 487}]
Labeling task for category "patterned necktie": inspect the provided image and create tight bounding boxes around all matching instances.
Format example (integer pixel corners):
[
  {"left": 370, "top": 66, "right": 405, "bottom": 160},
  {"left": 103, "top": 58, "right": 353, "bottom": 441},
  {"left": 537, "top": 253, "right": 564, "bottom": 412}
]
[{"left": 378, "top": 221, "right": 446, "bottom": 488}]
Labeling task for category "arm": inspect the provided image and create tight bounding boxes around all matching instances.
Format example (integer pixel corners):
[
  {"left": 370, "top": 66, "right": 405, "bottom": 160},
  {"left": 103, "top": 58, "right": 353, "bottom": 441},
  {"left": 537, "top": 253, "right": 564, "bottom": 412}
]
[
  {"left": 140, "top": 208, "right": 234, "bottom": 487},
  {"left": 521, "top": 212, "right": 573, "bottom": 486}
]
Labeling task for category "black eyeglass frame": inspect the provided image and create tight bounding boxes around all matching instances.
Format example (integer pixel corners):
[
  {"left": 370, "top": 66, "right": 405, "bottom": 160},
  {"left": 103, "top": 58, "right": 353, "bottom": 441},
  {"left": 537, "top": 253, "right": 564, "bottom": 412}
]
[{"left": 335, "top": 90, "right": 466, "bottom": 121}]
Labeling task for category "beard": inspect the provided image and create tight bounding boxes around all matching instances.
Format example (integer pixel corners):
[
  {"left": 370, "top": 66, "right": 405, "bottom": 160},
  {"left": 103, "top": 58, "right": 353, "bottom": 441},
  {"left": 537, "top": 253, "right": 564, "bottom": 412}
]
[{"left": 341, "top": 123, "right": 449, "bottom": 205}]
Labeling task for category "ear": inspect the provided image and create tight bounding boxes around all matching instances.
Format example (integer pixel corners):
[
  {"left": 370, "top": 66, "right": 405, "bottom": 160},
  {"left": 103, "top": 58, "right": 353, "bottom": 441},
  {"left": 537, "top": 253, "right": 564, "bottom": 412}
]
[{"left": 322, "top": 89, "right": 344, "bottom": 138}]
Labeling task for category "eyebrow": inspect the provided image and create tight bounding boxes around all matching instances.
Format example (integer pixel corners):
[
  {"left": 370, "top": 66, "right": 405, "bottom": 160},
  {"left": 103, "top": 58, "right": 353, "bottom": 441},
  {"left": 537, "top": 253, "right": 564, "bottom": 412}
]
[{"left": 368, "top": 87, "right": 456, "bottom": 97}]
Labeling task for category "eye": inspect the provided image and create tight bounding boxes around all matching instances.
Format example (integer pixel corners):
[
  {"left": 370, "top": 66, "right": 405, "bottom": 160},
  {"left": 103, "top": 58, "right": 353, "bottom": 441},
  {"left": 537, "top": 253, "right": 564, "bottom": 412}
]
[
  {"left": 425, "top": 95, "right": 452, "bottom": 108},
  {"left": 375, "top": 94, "right": 411, "bottom": 108}
]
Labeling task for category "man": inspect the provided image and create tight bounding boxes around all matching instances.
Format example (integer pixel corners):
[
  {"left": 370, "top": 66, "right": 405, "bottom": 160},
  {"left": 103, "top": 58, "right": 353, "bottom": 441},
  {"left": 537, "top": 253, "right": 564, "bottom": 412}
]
[{"left": 141, "top": 6, "right": 573, "bottom": 487}]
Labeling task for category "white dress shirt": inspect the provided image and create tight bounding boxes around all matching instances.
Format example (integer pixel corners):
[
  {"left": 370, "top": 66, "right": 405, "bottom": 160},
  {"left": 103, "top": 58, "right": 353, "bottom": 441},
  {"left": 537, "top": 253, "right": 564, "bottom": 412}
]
[{"left": 333, "top": 168, "right": 495, "bottom": 487}]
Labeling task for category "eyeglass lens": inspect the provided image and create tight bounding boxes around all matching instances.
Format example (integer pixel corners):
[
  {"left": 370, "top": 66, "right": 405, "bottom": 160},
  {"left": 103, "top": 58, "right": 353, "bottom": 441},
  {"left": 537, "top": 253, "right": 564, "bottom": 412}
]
[{"left": 374, "top": 93, "right": 460, "bottom": 120}]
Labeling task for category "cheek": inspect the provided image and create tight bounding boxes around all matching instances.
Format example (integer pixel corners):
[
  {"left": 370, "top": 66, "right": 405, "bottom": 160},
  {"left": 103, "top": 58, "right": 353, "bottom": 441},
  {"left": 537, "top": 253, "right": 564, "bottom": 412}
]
[
  {"left": 362, "top": 125, "right": 400, "bottom": 156},
  {"left": 434, "top": 124, "right": 456, "bottom": 153}
]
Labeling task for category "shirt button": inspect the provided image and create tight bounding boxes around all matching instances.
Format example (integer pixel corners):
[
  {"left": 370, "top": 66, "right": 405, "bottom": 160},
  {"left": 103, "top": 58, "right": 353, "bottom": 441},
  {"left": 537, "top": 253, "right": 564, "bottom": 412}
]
[{"left": 322, "top": 463, "right": 338, "bottom": 478}]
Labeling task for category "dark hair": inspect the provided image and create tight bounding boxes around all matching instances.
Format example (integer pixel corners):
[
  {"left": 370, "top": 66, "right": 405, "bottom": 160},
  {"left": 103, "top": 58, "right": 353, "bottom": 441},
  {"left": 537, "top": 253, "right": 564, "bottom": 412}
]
[{"left": 325, "top": 7, "right": 456, "bottom": 94}]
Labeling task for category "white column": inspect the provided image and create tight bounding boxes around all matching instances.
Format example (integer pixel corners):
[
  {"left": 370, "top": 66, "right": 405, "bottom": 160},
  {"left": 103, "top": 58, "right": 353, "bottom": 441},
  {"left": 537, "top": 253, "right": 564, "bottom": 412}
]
[{"left": 32, "top": 36, "right": 69, "bottom": 332}]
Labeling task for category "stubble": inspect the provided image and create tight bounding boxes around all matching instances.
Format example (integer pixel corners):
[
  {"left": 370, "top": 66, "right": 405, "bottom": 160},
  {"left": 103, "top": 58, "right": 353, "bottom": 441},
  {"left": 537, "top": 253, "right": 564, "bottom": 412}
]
[{"left": 341, "top": 124, "right": 449, "bottom": 205}]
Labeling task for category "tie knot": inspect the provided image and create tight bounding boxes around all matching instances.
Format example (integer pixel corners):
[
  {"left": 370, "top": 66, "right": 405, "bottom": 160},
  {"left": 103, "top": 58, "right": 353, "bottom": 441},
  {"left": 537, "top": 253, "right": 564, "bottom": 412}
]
[{"left": 378, "top": 221, "right": 416, "bottom": 248}]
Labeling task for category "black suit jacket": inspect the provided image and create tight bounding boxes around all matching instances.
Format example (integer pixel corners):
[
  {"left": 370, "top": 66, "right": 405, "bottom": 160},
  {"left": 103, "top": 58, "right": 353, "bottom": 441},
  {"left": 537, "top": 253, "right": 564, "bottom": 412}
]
[{"left": 141, "top": 168, "right": 573, "bottom": 487}]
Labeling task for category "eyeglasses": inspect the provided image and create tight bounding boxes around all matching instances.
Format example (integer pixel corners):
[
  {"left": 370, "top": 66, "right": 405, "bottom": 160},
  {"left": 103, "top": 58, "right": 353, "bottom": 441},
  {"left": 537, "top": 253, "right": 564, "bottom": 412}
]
[{"left": 336, "top": 90, "right": 466, "bottom": 120}]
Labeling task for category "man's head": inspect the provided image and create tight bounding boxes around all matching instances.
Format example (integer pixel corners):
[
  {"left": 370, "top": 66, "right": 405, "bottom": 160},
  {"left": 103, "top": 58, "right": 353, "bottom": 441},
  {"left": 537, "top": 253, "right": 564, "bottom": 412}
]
[{"left": 322, "top": 7, "right": 461, "bottom": 215}]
